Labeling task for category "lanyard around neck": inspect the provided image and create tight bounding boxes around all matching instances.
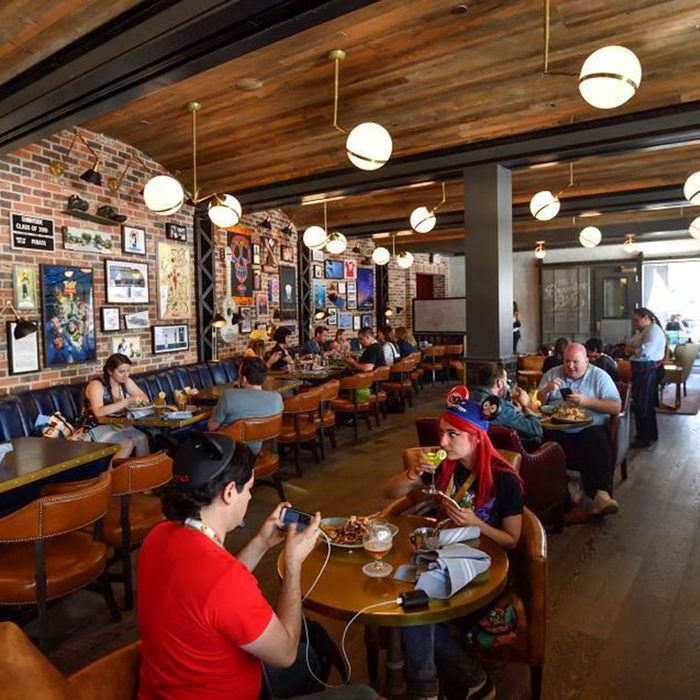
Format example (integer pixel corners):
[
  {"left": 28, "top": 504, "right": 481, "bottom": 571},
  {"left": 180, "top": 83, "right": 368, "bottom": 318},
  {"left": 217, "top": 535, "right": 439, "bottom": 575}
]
[{"left": 184, "top": 517, "right": 224, "bottom": 548}]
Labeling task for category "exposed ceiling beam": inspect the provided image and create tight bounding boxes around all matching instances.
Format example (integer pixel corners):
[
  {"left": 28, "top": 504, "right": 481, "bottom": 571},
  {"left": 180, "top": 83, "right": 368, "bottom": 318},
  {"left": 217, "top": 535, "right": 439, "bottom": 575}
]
[{"left": 0, "top": 0, "right": 380, "bottom": 154}]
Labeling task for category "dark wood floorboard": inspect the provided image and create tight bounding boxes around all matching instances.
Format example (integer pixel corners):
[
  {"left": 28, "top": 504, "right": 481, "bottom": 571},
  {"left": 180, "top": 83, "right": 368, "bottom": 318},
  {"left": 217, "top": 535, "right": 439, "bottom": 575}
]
[{"left": 20, "top": 377, "right": 700, "bottom": 699}]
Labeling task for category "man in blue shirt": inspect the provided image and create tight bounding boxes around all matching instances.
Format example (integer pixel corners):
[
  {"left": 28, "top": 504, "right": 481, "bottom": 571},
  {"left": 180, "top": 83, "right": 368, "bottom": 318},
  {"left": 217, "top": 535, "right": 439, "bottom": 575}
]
[
  {"left": 304, "top": 326, "right": 328, "bottom": 357},
  {"left": 538, "top": 343, "right": 621, "bottom": 517},
  {"left": 471, "top": 362, "right": 543, "bottom": 451}
]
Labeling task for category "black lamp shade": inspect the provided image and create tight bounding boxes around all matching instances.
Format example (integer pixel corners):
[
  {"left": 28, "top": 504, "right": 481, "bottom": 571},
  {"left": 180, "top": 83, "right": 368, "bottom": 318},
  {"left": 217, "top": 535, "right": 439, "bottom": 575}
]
[
  {"left": 13, "top": 318, "right": 38, "bottom": 339},
  {"left": 80, "top": 168, "right": 102, "bottom": 186},
  {"left": 210, "top": 312, "right": 226, "bottom": 328},
  {"left": 260, "top": 217, "right": 273, "bottom": 230},
  {"left": 396, "top": 307, "right": 404, "bottom": 314},
  {"left": 314, "top": 309, "right": 328, "bottom": 320},
  {"left": 282, "top": 225, "right": 294, "bottom": 236}
]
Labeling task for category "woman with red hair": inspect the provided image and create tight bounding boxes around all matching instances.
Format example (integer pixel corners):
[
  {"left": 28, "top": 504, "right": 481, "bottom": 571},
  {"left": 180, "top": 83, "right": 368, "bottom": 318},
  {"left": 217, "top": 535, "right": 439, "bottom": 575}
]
[{"left": 384, "top": 386, "right": 523, "bottom": 699}]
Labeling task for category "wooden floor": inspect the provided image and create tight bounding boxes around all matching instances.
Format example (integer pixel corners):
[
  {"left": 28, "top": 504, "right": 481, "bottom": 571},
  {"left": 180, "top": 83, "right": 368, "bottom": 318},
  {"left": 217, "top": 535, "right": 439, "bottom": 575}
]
[{"left": 33, "top": 379, "right": 700, "bottom": 699}]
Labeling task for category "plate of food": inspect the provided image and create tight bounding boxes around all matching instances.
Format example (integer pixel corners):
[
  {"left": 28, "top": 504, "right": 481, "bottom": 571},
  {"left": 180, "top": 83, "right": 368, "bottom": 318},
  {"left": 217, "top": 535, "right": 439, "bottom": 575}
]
[
  {"left": 539, "top": 404, "right": 558, "bottom": 415},
  {"left": 550, "top": 405, "right": 592, "bottom": 424},
  {"left": 320, "top": 516, "right": 399, "bottom": 549}
]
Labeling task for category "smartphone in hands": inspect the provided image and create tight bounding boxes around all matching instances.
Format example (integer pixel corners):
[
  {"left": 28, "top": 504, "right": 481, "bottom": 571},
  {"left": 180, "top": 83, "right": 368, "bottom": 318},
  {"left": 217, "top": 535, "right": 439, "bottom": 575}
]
[
  {"left": 279, "top": 506, "right": 313, "bottom": 532},
  {"left": 560, "top": 387, "right": 573, "bottom": 400}
]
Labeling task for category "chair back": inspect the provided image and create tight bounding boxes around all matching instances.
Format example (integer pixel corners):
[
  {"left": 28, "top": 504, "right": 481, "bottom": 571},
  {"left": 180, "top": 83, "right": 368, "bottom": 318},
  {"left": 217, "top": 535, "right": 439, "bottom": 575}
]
[
  {"left": 0, "top": 471, "right": 111, "bottom": 542},
  {"left": 338, "top": 372, "right": 373, "bottom": 390},
  {"left": 319, "top": 379, "right": 340, "bottom": 401},
  {"left": 284, "top": 387, "right": 322, "bottom": 413},
  {"left": 415, "top": 417, "right": 440, "bottom": 446},
  {"left": 616, "top": 359, "right": 632, "bottom": 382},
  {"left": 424, "top": 345, "right": 445, "bottom": 359},
  {"left": 519, "top": 355, "right": 545, "bottom": 372},
  {"left": 674, "top": 342, "right": 700, "bottom": 382},
  {"left": 372, "top": 366, "right": 391, "bottom": 382},
  {"left": 110, "top": 451, "right": 173, "bottom": 497},
  {"left": 488, "top": 425, "right": 524, "bottom": 454},
  {"left": 444, "top": 344, "right": 463, "bottom": 358},
  {"left": 68, "top": 639, "right": 142, "bottom": 700},
  {"left": 219, "top": 413, "right": 283, "bottom": 442},
  {"left": 497, "top": 449, "right": 522, "bottom": 472}
]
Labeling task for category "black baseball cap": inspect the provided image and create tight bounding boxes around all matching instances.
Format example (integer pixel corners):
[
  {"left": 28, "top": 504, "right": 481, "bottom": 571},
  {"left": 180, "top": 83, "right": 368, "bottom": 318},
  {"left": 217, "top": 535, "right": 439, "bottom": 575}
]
[{"left": 172, "top": 431, "right": 235, "bottom": 490}]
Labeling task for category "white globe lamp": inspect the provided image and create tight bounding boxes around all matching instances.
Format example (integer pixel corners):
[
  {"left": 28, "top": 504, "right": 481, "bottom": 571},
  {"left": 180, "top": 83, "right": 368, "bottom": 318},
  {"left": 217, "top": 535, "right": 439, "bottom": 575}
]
[
  {"left": 325, "top": 231, "right": 347, "bottom": 255},
  {"left": 396, "top": 251, "right": 414, "bottom": 269},
  {"left": 579, "top": 226, "right": 602, "bottom": 248},
  {"left": 346, "top": 122, "right": 392, "bottom": 171},
  {"left": 579, "top": 46, "right": 642, "bottom": 110},
  {"left": 623, "top": 234, "right": 638, "bottom": 254},
  {"left": 529, "top": 190, "right": 560, "bottom": 221},
  {"left": 683, "top": 171, "right": 700, "bottom": 205},
  {"left": 410, "top": 206, "right": 437, "bottom": 233},
  {"left": 371, "top": 246, "right": 391, "bottom": 265},
  {"left": 143, "top": 175, "right": 184, "bottom": 215},
  {"left": 208, "top": 194, "right": 242, "bottom": 228},
  {"left": 303, "top": 225, "right": 328, "bottom": 250},
  {"left": 534, "top": 242, "right": 546, "bottom": 260},
  {"left": 689, "top": 217, "right": 700, "bottom": 240}
]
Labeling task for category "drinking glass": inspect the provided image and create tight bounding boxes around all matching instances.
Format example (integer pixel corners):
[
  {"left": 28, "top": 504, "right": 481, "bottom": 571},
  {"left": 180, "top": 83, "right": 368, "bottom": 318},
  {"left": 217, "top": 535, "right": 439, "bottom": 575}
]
[
  {"left": 362, "top": 520, "right": 394, "bottom": 578},
  {"left": 421, "top": 449, "right": 446, "bottom": 495}
]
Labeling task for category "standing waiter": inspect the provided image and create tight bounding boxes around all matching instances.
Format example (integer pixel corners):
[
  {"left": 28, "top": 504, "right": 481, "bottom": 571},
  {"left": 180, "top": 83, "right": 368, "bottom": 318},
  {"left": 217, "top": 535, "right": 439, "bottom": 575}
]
[{"left": 626, "top": 307, "right": 666, "bottom": 448}]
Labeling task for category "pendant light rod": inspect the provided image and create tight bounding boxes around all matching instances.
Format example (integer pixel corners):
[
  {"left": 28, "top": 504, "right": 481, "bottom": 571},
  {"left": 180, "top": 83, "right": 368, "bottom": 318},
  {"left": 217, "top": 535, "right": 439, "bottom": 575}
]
[
  {"left": 555, "top": 162, "right": 576, "bottom": 198},
  {"left": 329, "top": 49, "right": 348, "bottom": 135},
  {"left": 324, "top": 201, "right": 328, "bottom": 232},
  {"left": 541, "top": 0, "right": 576, "bottom": 77},
  {"left": 188, "top": 101, "right": 201, "bottom": 201},
  {"left": 433, "top": 182, "right": 447, "bottom": 213}
]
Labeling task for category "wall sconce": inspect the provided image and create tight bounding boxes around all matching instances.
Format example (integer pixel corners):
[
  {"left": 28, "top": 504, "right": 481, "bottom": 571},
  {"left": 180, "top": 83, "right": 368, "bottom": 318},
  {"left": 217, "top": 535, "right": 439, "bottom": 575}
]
[
  {"left": 0, "top": 300, "right": 38, "bottom": 339},
  {"left": 210, "top": 310, "right": 227, "bottom": 362},
  {"left": 281, "top": 224, "right": 295, "bottom": 237},
  {"left": 107, "top": 154, "right": 149, "bottom": 192},
  {"left": 260, "top": 214, "right": 273, "bottom": 230},
  {"left": 49, "top": 133, "right": 78, "bottom": 177}
]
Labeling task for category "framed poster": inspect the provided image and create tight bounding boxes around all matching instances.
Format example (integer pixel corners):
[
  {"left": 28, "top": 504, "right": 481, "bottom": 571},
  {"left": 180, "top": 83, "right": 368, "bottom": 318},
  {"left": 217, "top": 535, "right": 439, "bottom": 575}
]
[
  {"left": 239, "top": 306, "right": 253, "bottom": 333},
  {"left": 353, "top": 315, "right": 361, "bottom": 330},
  {"left": 152, "top": 324, "right": 189, "bottom": 354},
  {"left": 101, "top": 307, "right": 120, "bottom": 332},
  {"left": 105, "top": 259, "right": 149, "bottom": 304},
  {"left": 346, "top": 280, "right": 357, "bottom": 310},
  {"left": 13, "top": 264, "right": 37, "bottom": 311},
  {"left": 326, "top": 307, "right": 338, "bottom": 326},
  {"left": 338, "top": 281, "right": 346, "bottom": 294},
  {"left": 229, "top": 232, "right": 253, "bottom": 304},
  {"left": 279, "top": 265, "right": 297, "bottom": 320},
  {"left": 268, "top": 276, "right": 279, "bottom": 304},
  {"left": 253, "top": 269, "right": 262, "bottom": 291},
  {"left": 255, "top": 293, "right": 269, "bottom": 317},
  {"left": 313, "top": 264, "right": 322, "bottom": 279},
  {"left": 311, "top": 248, "right": 325, "bottom": 262},
  {"left": 324, "top": 260, "right": 344, "bottom": 279},
  {"left": 10, "top": 212, "right": 54, "bottom": 251},
  {"left": 157, "top": 241, "right": 191, "bottom": 319},
  {"left": 344, "top": 260, "right": 357, "bottom": 279},
  {"left": 361, "top": 313, "right": 373, "bottom": 329},
  {"left": 63, "top": 226, "right": 113, "bottom": 254},
  {"left": 262, "top": 236, "right": 277, "bottom": 269},
  {"left": 357, "top": 268, "right": 375, "bottom": 311},
  {"left": 122, "top": 225, "right": 146, "bottom": 254},
  {"left": 124, "top": 310, "right": 149, "bottom": 330},
  {"left": 338, "top": 312, "right": 352, "bottom": 330},
  {"left": 41, "top": 264, "right": 96, "bottom": 366},
  {"left": 166, "top": 223, "right": 187, "bottom": 242},
  {"left": 7, "top": 321, "right": 40, "bottom": 375},
  {"left": 281, "top": 245, "right": 294, "bottom": 263},
  {"left": 313, "top": 281, "right": 326, "bottom": 310},
  {"left": 111, "top": 335, "right": 143, "bottom": 360},
  {"left": 253, "top": 243, "right": 261, "bottom": 265}
]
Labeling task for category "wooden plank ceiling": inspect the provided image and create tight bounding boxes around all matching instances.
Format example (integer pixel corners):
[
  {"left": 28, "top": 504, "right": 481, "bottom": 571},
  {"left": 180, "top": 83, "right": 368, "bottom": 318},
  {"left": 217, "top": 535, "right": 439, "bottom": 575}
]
[
  {"left": 0, "top": 0, "right": 143, "bottom": 86},
  {"left": 81, "top": 0, "right": 700, "bottom": 244}
]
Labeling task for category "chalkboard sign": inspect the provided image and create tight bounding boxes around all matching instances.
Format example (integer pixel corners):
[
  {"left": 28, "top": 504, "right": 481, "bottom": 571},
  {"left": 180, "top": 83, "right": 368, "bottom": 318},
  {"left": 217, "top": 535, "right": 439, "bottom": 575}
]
[
  {"left": 10, "top": 212, "right": 54, "bottom": 251},
  {"left": 541, "top": 266, "right": 590, "bottom": 342}
]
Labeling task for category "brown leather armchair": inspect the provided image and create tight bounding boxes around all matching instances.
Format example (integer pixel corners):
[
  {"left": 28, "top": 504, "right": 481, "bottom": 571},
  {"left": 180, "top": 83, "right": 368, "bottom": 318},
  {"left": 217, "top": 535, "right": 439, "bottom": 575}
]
[{"left": 609, "top": 380, "right": 631, "bottom": 488}]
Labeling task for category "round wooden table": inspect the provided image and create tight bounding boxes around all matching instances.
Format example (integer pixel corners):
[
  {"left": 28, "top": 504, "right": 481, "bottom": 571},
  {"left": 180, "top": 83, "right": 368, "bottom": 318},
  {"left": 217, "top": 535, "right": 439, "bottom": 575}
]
[
  {"left": 540, "top": 416, "right": 593, "bottom": 431},
  {"left": 278, "top": 514, "right": 508, "bottom": 695}
]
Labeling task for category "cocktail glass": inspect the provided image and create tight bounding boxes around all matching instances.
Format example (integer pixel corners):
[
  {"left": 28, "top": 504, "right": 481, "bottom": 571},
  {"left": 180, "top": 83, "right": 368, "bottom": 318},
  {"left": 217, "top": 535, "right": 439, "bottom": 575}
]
[
  {"left": 422, "top": 449, "right": 447, "bottom": 495},
  {"left": 362, "top": 520, "right": 394, "bottom": 578}
]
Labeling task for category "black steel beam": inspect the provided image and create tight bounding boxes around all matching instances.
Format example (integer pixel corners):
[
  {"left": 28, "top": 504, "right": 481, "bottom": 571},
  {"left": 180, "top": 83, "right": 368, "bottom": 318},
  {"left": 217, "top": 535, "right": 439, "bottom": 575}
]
[
  {"left": 0, "top": 0, "right": 380, "bottom": 154},
  {"left": 240, "top": 100, "right": 700, "bottom": 211}
]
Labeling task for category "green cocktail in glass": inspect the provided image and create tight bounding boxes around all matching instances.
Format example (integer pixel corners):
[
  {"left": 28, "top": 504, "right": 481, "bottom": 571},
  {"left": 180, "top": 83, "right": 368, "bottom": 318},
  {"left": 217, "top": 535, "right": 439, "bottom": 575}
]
[{"left": 422, "top": 449, "right": 447, "bottom": 495}]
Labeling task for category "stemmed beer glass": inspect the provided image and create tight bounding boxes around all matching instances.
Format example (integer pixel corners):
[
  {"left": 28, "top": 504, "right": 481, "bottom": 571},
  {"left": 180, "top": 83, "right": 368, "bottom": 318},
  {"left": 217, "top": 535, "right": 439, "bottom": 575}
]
[{"left": 362, "top": 520, "right": 394, "bottom": 578}]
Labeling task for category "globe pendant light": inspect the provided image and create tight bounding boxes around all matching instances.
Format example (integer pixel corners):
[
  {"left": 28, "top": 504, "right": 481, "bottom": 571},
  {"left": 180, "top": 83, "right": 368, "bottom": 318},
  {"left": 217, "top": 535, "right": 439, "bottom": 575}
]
[
  {"left": 579, "top": 46, "right": 642, "bottom": 110},
  {"left": 372, "top": 246, "right": 391, "bottom": 265},
  {"left": 208, "top": 194, "right": 242, "bottom": 228},
  {"left": 303, "top": 225, "right": 328, "bottom": 250},
  {"left": 683, "top": 171, "right": 700, "bottom": 205},
  {"left": 623, "top": 234, "right": 638, "bottom": 254},
  {"left": 144, "top": 175, "right": 185, "bottom": 215},
  {"left": 326, "top": 231, "right": 347, "bottom": 255},
  {"left": 410, "top": 183, "right": 446, "bottom": 233},
  {"left": 529, "top": 190, "right": 560, "bottom": 221},
  {"left": 689, "top": 217, "right": 700, "bottom": 240},
  {"left": 396, "top": 250, "right": 414, "bottom": 269},
  {"left": 579, "top": 226, "right": 602, "bottom": 248},
  {"left": 534, "top": 241, "right": 546, "bottom": 259}
]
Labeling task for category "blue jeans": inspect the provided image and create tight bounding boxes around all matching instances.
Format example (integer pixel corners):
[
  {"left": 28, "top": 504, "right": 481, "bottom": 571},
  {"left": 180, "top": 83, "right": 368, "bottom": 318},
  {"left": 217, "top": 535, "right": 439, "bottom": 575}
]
[{"left": 403, "top": 623, "right": 485, "bottom": 697}]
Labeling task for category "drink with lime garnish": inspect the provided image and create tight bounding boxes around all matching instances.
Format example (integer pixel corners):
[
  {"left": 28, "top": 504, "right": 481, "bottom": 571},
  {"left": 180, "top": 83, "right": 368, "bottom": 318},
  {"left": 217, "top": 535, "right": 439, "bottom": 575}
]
[{"left": 422, "top": 449, "right": 447, "bottom": 495}]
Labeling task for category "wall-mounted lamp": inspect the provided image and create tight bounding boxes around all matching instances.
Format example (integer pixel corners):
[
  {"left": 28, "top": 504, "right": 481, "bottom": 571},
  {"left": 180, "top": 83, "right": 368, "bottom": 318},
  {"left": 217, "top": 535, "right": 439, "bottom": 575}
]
[
  {"left": 49, "top": 133, "right": 78, "bottom": 177},
  {"left": 210, "top": 310, "right": 227, "bottom": 361},
  {"left": 260, "top": 214, "right": 273, "bottom": 230},
  {"left": 0, "top": 300, "right": 38, "bottom": 339}
]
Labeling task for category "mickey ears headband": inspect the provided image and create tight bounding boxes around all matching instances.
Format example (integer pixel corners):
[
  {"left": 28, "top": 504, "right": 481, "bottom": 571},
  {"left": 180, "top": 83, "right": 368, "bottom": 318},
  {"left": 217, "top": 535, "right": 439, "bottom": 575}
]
[{"left": 445, "top": 385, "right": 502, "bottom": 422}]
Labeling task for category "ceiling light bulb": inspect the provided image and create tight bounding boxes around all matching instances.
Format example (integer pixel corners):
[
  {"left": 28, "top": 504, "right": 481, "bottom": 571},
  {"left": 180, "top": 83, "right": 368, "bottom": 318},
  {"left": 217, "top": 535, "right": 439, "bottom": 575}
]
[
  {"left": 683, "top": 171, "right": 700, "bottom": 205},
  {"left": 689, "top": 217, "right": 700, "bottom": 239},
  {"left": 346, "top": 122, "right": 392, "bottom": 171},
  {"left": 534, "top": 241, "right": 546, "bottom": 259},
  {"left": 623, "top": 234, "right": 638, "bottom": 254},
  {"left": 410, "top": 206, "right": 436, "bottom": 233},
  {"left": 579, "top": 45, "right": 642, "bottom": 110},
  {"left": 529, "top": 191, "right": 560, "bottom": 221},
  {"left": 396, "top": 251, "right": 414, "bottom": 269},
  {"left": 579, "top": 226, "right": 602, "bottom": 248},
  {"left": 208, "top": 194, "right": 242, "bottom": 228},
  {"left": 143, "top": 175, "right": 184, "bottom": 215},
  {"left": 372, "top": 246, "right": 391, "bottom": 265},
  {"left": 325, "top": 231, "right": 347, "bottom": 255},
  {"left": 303, "top": 225, "right": 328, "bottom": 249}
]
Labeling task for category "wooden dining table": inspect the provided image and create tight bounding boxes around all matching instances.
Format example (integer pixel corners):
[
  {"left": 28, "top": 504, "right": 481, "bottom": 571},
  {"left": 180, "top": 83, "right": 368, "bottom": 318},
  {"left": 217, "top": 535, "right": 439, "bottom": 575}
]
[
  {"left": 194, "top": 376, "right": 303, "bottom": 404},
  {"left": 98, "top": 406, "right": 212, "bottom": 429},
  {"left": 278, "top": 513, "right": 508, "bottom": 697}
]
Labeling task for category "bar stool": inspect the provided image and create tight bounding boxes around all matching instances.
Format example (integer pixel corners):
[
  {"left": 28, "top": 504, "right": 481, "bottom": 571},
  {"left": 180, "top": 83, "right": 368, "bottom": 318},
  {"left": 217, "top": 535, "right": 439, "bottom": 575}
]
[
  {"left": 422, "top": 345, "right": 446, "bottom": 385},
  {"left": 314, "top": 380, "right": 340, "bottom": 459},
  {"left": 279, "top": 389, "right": 322, "bottom": 476},
  {"left": 369, "top": 366, "right": 390, "bottom": 426},
  {"left": 382, "top": 357, "right": 416, "bottom": 412},
  {"left": 408, "top": 351, "right": 424, "bottom": 393},
  {"left": 444, "top": 343, "right": 464, "bottom": 381},
  {"left": 330, "top": 372, "right": 374, "bottom": 442}
]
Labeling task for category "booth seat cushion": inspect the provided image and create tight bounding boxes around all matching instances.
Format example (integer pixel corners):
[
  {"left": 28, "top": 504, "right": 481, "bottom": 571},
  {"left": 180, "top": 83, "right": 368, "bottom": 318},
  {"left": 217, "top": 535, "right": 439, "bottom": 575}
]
[
  {"left": 192, "top": 363, "right": 215, "bottom": 388},
  {"left": 131, "top": 374, "right": 151, "bottom": 400},
  {"left": 0, "top": 397, "right": 33, "bottom": 440},
  {"left": 208, "top": 361, "right": 229, "bottom": 385},
  {"left": 47, "top": 386, "right": 82, "bottom": 423},
  {"left": 220, "top": 359, "right": 238, "bottom": 383},
  {"left": 173, "top": 366, "right": 197, "bottom": 390},
  {"left": 13, "top": 391, "right": 53, "bottom": 432}
]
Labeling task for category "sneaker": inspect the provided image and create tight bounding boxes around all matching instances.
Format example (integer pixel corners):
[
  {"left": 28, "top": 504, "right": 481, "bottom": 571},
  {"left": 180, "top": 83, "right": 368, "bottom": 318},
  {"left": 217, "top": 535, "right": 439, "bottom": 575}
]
[
  {"left": 67, "top": 194, "right": 89, "bottom": 211},
  {"left": 592, "top": 490, "right": 619, "bottom": 515},
  {"left": 567, "top": 477, "right": 585, "bottom": 506},
  {"left": 466, "top": 674, "right": 495, "bottom": 700},
  {"left": 97, "top": 205, "right": 127, "bottom": 223}
]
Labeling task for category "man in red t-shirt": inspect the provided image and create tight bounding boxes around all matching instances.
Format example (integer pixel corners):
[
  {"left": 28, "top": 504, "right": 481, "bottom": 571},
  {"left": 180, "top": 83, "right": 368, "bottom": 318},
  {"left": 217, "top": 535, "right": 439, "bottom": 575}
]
[{"left": 138, "top": 432, "right": 376, "bottom": 700}]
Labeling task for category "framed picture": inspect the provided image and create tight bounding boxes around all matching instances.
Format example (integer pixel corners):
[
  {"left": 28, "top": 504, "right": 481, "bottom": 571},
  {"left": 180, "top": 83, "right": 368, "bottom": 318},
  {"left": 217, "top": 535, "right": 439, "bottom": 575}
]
[
  {"left": 152, "top": 324, "right": 189, "bottom": 354},
  {"left": 279, "top": 265, "right": 297, "bottom": 320},
  {"left": 239, "top": 306, "right": 253, "bottom": 333},
  {"left": 312, "top": 248, "right": 325, "bottom": 262},
  {"left": 166, "top": 223, "right": 187, "bottom": 242},
  {"left": 41, "top": 265, "right": 96, "bottom": 366},
  {"left": 313, "top": 264, "right": 322, "bottom": 279},
  {"left": 111, "top": 335, "right": 143, "bottom": 360},
  {"left": 262, "top": 236, "right": 278, "bottom": 269},
  {"left": 13, "top": 264, "right": 37, "bottom": 311},
  {"left": 338, "top": 312, "right": 353, "bottom": 330},
  {"left": 63, "top": 226, "right": 113, "bottom": 254},
  {"left": 268, "top": 276, "right": 279, "bottom": 304},
  {"left": 346, "top": 280, "right": 357, "bottom": 310},
  {"left": 324, "top": 260, "right": 344, "bottom": 279},
  {"left": 357, "top": 268, "right": 375, "bottom": 311},
  {"left": 7, "top": 321, "right": 39, "bottom": 375},
  {"left": 338, "top": 281, "right": 346, "bottom": 294},
  {"left": 313, "top": 281, "right": 326, "bottom": 310},
  {"left": 253, "top": 243, "right": 261, "bottom": 265},
  {"left": 101, "top": 307, "right": 120, "bottom": 332},
  {"left": 105, "top": 259, "right": 149, "bottom": 304},
  {"left": 124, "top": 310, "right": 149, "bottom": 330},
  {"left": 157, "top": 241, "right": 191, "bottom": 319},
  {"left": 253, "top": 269, "right": 262, "bottom": 291},
  {"left": 122, "top": 225, "right": 146, "bottom": 255},
  {"left": 361, "top": 313, "right": 373, "bottom": 328},
  {"left": 281, "top": 245, "right": 294, "bottom": 263},
  {"left": 229, "top": 232, "right": 254, "bottom": 303},
  {"left": 344, "top": 260, "right": 357, "bottom": 279},
  {"left": 353, "top": 315, "right": 361, "bottom": 330},
  {"left": 255, "top": 293, "right": 269, "bottom": 317},
  {"left": 326, "top": 307, "right": 338, "bottom": 326}
]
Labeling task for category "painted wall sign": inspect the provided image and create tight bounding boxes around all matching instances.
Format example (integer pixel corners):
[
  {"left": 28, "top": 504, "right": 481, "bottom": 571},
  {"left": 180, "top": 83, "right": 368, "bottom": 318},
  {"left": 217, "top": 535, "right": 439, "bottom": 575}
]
[{"left": 10, "top": 212, "right": 55, "bottom": 251}]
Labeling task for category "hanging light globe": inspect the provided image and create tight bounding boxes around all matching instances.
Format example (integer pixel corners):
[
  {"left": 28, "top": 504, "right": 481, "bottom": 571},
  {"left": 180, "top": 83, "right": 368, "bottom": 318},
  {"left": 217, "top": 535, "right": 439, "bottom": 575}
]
[
  {"left": 529, "top": 191, "right": 560, "bottom": 221},
  {"left": 683, "top": 171, "right": 700, "bottom": 205},
  {"left": 396, "top": 251, "right": 414, "bottom": 269},
  {"left": 623, "top": 234, "right": 638, "bottom": 254},
  {"left": 410, "top": 206, "right": 436, "bottom": 233},
  {"left": 371, "top": 246, "right": 391, "bottom": 265},
  {"left": 208, "top": 194, "right": 242, "bottom": 228},
  {"left": 303, "top": 225, "right": 328, "bottom": 250},
  {"left": 534, "top": 244, "right": 546, "bottom": 260},
  {"left": 689, "top": 217, "right": 700, "bottom": 240},
  {"left": 325, "top": 231, "right": 347, "bottom": 255},
  {"left": 579, "top": 46, "right": 642, "bottom": 110},
  {"left": 579, "top": 226, "right": 602, "bottom": 248},
  {"left": 346, "top": 122, "right": 392, "bottom": 171},
  {"left": 143, "top": 175, "right": 184, "bottom": 215}
]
